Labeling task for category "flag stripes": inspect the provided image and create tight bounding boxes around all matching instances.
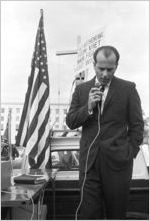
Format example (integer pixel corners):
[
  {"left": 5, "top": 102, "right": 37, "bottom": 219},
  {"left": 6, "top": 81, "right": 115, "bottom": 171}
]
[
  {"left": 30, "top": 70, "right": 43, "bottom": 105},
  {"left": 17, "top": 69, "right": 38, "bottom": 147},
  {"left": 29, "top": 108, "right": 50, "bottom": 158},
  {"left": 16, "top": 10, "right": 51, "bottom": 169}
]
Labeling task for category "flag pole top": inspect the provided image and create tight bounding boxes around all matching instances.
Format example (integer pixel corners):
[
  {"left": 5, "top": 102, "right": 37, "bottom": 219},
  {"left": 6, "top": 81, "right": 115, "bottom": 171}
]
[{"left": 40, "top": 9, "right": 43, "bottom": 16}]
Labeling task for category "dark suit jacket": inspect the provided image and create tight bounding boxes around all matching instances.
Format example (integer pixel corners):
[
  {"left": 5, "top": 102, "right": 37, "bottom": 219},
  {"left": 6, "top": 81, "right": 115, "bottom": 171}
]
[{"left": 66, "top": 76, "right": 144, "bottom": 172}]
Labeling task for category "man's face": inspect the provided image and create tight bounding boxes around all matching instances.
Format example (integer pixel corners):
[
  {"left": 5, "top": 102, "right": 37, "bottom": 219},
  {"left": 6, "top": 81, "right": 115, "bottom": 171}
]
[{"left": 94, "top": 50, "right": 117, "bottom": 85}]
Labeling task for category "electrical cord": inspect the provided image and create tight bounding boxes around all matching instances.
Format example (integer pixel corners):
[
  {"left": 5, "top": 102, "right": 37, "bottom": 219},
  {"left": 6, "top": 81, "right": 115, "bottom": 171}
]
[
  {"left": 28, "top": 191, "right": 35, "bottom": 220},
  {"left": 38, "top": 187, "right": 45, "bottom": 219},
  {"left": 75, "top": 102, "right": 101, "bottom": 220}
]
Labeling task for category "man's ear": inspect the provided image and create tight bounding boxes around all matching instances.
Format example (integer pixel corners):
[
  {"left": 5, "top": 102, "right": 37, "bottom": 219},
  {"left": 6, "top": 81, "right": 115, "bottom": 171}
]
[{"left": 115, "top": 63, "right": 118, "bottom": 71}]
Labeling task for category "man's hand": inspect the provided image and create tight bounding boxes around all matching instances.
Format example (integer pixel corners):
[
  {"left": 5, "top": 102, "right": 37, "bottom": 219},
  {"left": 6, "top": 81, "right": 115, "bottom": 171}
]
[{"left": 88, "top": 87, "right": 103, "bottom": 112}]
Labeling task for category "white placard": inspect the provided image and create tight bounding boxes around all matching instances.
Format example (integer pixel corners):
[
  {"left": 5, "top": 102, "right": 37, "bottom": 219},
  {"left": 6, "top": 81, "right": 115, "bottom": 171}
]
[{"left": 75, "top": 29, "right": 104, "bottom": 80}]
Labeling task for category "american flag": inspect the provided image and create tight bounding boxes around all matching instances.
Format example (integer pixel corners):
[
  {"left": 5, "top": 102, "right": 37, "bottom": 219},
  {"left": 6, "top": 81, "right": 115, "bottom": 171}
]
[{"left": 16, "top": 10, "right": 51, "bottom": 169}]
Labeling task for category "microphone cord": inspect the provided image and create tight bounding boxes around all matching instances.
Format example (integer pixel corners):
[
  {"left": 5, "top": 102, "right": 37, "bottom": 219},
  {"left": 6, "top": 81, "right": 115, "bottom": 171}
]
[{"left": 75, "top": 102, "right": 101, "bottom": 220}]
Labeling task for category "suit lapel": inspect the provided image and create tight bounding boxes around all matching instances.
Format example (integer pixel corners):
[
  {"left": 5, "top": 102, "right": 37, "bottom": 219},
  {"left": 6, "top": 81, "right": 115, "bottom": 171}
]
[{"left": 102, "top": 76, "right": 117, "bottom": 114}]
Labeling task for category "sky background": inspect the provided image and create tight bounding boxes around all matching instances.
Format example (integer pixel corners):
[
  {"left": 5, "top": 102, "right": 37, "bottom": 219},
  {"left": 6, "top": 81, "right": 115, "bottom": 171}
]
[{"left": 1, "top": 1, "right": 149, "bottom": 116}]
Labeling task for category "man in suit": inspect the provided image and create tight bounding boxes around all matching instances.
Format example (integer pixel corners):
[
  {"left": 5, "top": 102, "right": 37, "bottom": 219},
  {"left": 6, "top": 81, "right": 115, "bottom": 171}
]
[{"left": 66, "top": 46, "right": 144, "bottom": 219}]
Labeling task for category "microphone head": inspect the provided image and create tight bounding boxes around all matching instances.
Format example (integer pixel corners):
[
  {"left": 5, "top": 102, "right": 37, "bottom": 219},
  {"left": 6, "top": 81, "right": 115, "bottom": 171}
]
[
  {"left": 95, "top": 82, "right": 101, "bottom": 88},
  {"left": 95, "top": 81, "right": 105, "bottom": 92}
]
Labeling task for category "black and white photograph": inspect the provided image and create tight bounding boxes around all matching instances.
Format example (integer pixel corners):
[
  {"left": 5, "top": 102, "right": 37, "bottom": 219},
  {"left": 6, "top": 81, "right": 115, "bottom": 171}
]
[{"left": 1, "top": 1, "right": 149, "bottom": 220}]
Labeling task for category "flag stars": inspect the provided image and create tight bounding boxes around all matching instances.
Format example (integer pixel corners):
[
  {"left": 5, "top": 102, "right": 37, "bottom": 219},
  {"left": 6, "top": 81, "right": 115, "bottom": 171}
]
[
  {"left": 40, "top": 62, "right": 44, "bottom": 65},
  {"left": 42, "top": 47, "right": 46, "bottom": 51},
  {"left": 43, "top": 75, "right": 47, "bottom": 79},
  {"left": 42, "top": 69, "right": 45, "bottom": 72}
]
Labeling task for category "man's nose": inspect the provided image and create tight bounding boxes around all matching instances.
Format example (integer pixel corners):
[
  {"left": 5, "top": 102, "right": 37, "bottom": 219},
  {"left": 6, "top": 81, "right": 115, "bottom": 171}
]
[{"left": 102, "top": 69, "right": 108, "bottom": 77}]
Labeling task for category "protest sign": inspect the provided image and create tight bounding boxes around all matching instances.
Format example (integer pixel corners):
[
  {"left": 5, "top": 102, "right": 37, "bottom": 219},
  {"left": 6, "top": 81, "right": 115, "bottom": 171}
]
[{"left": 75, "top": 31, "right": 104, "bottom": 81}]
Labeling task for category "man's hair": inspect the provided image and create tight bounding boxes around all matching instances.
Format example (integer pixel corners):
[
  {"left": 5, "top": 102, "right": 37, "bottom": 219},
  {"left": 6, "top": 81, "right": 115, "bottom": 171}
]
[{"left": 93, "top": 46, "right": 120, "bottom": 65}]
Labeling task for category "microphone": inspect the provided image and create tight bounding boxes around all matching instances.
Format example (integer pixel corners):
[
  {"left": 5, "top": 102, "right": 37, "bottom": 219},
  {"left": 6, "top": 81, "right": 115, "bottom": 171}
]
[
  {"left": 95, "top": 81, "right": 101, "bottom": 89},
  {"left": 95, "top": 82, "right": 105, "bottom": 92},
  {"left": 95, "top": 82, "right": 105, "bottom": 107}
]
